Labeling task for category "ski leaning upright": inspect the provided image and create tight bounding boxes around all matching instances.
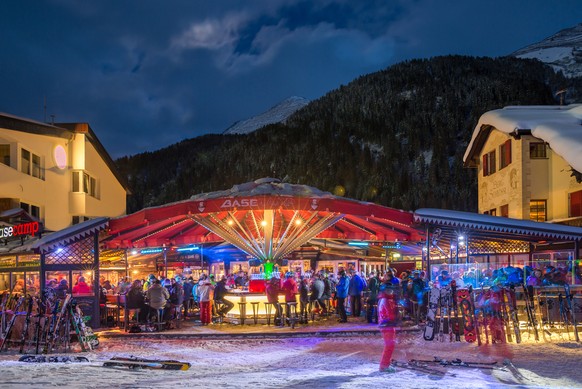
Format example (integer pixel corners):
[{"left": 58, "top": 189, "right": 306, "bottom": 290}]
[
  {"left": 0, "top": 295, "right": 25, "bottom": 351},
  {"left": 564, "top": 283, "right": 579, "bottom": 342},
  {"left": 18, "top": 295, "right": 35, "bottom": 353},
  {"left": 423, "top": 285, "right": 440, "bottom": 341}
]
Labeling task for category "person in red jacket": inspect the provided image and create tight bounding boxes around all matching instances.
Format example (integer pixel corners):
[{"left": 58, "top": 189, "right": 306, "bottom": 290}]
[
  {"left": 265, "top": 276, "right": 282, "bottom": 326},
  {"left": 281, "top": 272, "right": 298, "bottom": 324},
  {"left": 72, "top": 276, "right": 92, "bottom": 294},
  {"left": 378, "top": 278, "right": 401, "bottom": 372}
]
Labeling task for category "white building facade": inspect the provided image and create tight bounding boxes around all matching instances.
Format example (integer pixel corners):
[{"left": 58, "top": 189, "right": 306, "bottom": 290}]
[{"left": 0, "top": 113, "right": 127, "bottom": 231}]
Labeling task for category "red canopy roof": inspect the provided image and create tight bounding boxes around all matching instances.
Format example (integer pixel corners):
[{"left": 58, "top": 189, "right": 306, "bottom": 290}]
[{"left": 106, "top": 179, "right": 419, "bottom": 260}]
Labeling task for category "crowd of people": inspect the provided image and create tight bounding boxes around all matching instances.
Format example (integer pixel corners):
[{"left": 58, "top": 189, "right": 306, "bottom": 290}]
[{"left": 34, "top": 260, "right": 581, "bottom": 330}]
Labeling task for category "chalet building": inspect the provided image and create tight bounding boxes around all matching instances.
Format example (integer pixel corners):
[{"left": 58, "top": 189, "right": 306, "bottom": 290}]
[
  {"left": 464, "top": 104, "right": 582, "bottom": 227},
  {"left": 0, "top": 112, "right": 127, "bottom": 231}
]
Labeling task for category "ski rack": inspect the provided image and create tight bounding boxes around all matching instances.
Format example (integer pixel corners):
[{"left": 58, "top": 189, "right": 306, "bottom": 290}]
[
  {"left": 420, "top": 285, "right": 581, "bottom": 344},
  {"left": 0, "top": 292, "right": 99, "bottom": 354}
]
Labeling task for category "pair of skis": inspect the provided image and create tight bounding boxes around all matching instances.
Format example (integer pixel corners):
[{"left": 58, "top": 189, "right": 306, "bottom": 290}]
[
  {"left": 69, "top": 300, "right": 99, "bottom": 351},
  {"left": 410, "top": 356, "right": 499, "bottom": 369},
  {"left": 103, "top": 356, "right": 191, "bottom": 370},
  {"left": 0, "top": 295, "right": 25, "bottom": 351}
]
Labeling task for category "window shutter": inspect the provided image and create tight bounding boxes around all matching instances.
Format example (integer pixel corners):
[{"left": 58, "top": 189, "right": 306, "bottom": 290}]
[
  {"left": 482, "top": 154, "right": 488, "bottom": 176},
  {"left": 571, "top": 190, "right": 582, "bottom": 217},
  {"left": 505, "top": 139, "right": 511, "bottom": 165}
]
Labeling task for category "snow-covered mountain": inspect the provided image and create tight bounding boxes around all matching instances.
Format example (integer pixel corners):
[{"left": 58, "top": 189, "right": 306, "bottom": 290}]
[
  {"left": 223, "top": 96, "right": 309, "bottom": 135},
  {"left": 511, "top": 23, "right": 582, "bottom": 78}
]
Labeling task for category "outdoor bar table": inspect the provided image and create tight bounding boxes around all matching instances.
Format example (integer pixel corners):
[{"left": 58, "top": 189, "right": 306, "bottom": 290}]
[{"left": 223, "top": 290, "right": 291, "bottom": 324}]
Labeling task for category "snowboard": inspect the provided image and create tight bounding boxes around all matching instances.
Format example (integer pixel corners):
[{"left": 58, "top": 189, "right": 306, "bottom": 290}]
[
  {"left": 456, "top": 288, "right": 476, "bottom": 342},
  {"left": 103, "top": 356, "right": 191, "bottom": 370},
  {"left": 423, "top": 286, "right": 440, "bottom": 341}
]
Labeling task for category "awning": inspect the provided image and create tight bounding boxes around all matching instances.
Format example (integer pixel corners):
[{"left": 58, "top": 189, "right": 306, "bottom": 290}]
[
  {"left": 106, "top": 178, "right": 420, "bottom": 262},
  {"left": 31, "top": 217, "right": 109, "bottom": 254},
  {"left": 414, "top": 208, "right": 582, "bottom": 242}
]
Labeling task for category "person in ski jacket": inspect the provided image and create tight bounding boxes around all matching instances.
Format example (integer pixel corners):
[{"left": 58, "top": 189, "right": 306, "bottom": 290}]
[
  {"left": 298, "top": 277, "right": 310, "bottom": 323},
  {"left": 265, "top": 276, "right": 282, "bottom": 325},
  {"left": 55, "top": 279, "right": 69, "bottom": 299},
  {"left": 526, "top": 269, "right": 542, "bottom": 286},
  {"left": 213, "top": 276, "right": 233, "bottom": 317},
  {"left": 182, "top": 277, "right": 194, "bottom": 317},
  {"left": 377, "top": 281, "right": 401, "bottom": 372},
  {"left": 281, "top": 272, "right": 298, "bottom": 320},
  {"left": 146, "top": 280, "right": 170, "bottom": 311},
  {"left": 365, "top": 272, "right": 380, "bottom": 323},
  {"left": 143, "top": 274, "right": 157, "bottom": 291},
  {"left": 126, "top": 279, "right": 148, "bottom": 322},
  {"left": 348, "top": 270, "right": 366, "bottom": 317},
  {"left": 410, "top": 271, "right": 426, "bottom": 306},
  {"left": 197, "top": 275, "right": 215, "bottom": 325},
  {"left": 72, "top": 276, "right": 92, "bottom": 294},
  {"left": 310, "top": 274, "right": 326, "bottom": 314},
  {"left": 336, "top": 270, "right": 349, "bottom": 323}
]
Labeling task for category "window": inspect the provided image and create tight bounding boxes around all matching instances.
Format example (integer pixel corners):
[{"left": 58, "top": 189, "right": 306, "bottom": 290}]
[
  {"left": 570, "top": 190, "right": 582, "bottom": 217},
  {"left": 482, "top": 150, "right": 496, "bottom": 176},
  {"left": 499, "top": 139, "right": 512, "bottom": 169},
  {"left": 72, "top": 171, "right": 98, "bottom": 198},
  {"left": 489, "top": 208, "right": 496, "bottom": 216},
  {"left": 530, "top": 142, "right": 547, "bottom": 159},
  {"left": 500, "top": 204, "right": 509, "bottom": 217},
  {"left": 72, "top": 216, "right": 90, "bottom": 225},
  {"left": 21, "top": 149, "right": 30, "bottom": 174},
  {"left": 20, "top": 148, "right": 43, "bottom": 179},
  {"left": 20, "top": 202, "right": 40, "bottom": 219},
  {"left": 0, "top": 145, "right": 9, "bottom": 166},
  {"left": 529, "top": 200, "right": 547, "bottom": 222}
]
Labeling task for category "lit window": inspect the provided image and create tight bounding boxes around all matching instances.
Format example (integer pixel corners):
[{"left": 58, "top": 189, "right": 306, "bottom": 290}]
[
  {"left": 72, "top": 170, "right": 98, "bottom": 198},
  {"left": 530, "top": 142, "right": 547, "bottom": 159},
  {"left": 529, "top": 200, "right": 547, "bottom": 222}
]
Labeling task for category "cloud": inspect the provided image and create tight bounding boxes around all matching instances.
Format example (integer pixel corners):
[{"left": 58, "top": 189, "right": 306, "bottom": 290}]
[{"left": 171, "top": 13, "right": 251, "bottom": 51}]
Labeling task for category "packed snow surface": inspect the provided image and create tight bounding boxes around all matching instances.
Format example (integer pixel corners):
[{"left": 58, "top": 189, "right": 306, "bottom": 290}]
[{"left": 1, "top": 329, "right": 581, "bottom": 388}]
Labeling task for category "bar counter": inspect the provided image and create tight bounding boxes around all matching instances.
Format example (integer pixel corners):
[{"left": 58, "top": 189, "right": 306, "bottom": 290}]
[{"left": 223, "top": 290, "right": 292, "bottom": 318}]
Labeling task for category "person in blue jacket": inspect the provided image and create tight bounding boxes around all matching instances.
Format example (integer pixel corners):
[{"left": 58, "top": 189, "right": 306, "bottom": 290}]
[
  {"left": 335, "top": 270, "right": 349, "bottom": 323},
  {"left": 348, "top": 270, "right": 366, "bottom": 317}
]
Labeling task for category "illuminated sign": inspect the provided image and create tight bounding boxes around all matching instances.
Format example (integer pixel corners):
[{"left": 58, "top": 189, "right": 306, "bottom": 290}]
[
  {"left": 53, "top": 145, "right": 67, "bottom": 170},
  {"left": 220, "top": 199, "right": 259, "bottom": 208},
  {"left": 382, "top": 242, "right": 402, "bottom": 249},
  {"left": 0, "top": 221, "right": 40, "bottom": 238}
]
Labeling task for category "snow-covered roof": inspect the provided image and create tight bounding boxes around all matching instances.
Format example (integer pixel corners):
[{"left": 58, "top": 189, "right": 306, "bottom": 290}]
[
  {"left": 414, "top": 208, "right": 582, "bottom": 241},
  {"left": 190, "top": 177, "right": 336, "bottom": 201},
  {"left": 463, "top": 104, "right": 582, "bottom": 172}
]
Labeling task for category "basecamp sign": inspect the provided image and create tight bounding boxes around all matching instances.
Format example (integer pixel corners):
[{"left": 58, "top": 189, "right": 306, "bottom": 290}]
[{"left": 0, "top": 221, "right": 40, "bottom": 238}]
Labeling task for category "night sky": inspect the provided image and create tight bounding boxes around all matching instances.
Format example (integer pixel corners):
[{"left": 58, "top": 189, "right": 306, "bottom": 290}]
[{"left": 1, "top": 1, "right": 581, "bottom": 158}]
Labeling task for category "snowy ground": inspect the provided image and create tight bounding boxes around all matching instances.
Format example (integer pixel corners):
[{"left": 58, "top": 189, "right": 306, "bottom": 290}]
[{"left": 0, "top": 325, "right": 581, "bottom": 389}]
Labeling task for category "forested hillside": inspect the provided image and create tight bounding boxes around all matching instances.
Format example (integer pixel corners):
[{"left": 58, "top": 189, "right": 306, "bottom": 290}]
[{"left": 116, "top": 55, "right": 582, "bottom": 214}]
